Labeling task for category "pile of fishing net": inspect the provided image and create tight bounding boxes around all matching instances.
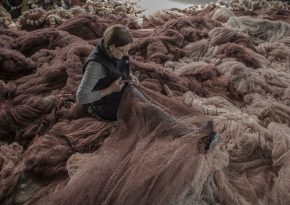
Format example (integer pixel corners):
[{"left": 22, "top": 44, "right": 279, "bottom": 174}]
[{"left": 1, "top": 1, "right": 290, "bottom": 204}]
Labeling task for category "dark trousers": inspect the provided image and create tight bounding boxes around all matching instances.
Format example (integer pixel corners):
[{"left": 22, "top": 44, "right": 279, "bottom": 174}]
[{"left": 90, "top": 100, "right": 121, "bottom": 121}]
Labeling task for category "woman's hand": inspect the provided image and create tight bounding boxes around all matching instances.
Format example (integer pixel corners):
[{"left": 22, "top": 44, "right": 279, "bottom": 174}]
[
  {"left": 130, "top": 73, "right": 139, "bottom": 86},
  {"left": 109, "top": 77, "right": 125, "bottom": 92},
  {"left": 99, "top": 77, "right": 124, "bottom": 97}
]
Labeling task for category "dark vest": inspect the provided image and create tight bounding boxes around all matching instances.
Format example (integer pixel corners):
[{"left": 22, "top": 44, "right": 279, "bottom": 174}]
[{"left": 82, "top": 40, "right": 131, "bottom": 106}]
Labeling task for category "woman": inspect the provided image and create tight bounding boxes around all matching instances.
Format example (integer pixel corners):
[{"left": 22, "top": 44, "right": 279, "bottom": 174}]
[{"left": 76, "top": 24, "right": 139, "bottom": 121}]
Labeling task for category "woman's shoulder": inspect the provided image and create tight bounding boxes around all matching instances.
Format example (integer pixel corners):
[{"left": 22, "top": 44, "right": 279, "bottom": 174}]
[
  {"left": 87, "top": 60, "right": 102, "bottom": 68},
  {"left": 85, "top": 61, "right": 106, "bottom": 76}
]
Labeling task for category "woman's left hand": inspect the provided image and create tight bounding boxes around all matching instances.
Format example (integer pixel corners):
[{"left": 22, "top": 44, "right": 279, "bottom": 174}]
[{"left": 130, "top": 73, "right": 139, "bottom": 86}]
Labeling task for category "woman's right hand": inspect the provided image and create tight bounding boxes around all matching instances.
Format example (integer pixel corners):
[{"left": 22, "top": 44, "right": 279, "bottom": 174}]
[
  {"left": 99, "top": 77, "right": 124, "bottom": 97},
  {"left": 108, "top": 77, "right": 124, "bottom": 93}
]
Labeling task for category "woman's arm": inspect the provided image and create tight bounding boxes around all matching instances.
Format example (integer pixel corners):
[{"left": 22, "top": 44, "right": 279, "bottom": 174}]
[
  {"left": 76, "top": 61, "right": 107, "bottom": 104},
  {"left": 76, "top": 61, "right": 125, "bottom": 104}
]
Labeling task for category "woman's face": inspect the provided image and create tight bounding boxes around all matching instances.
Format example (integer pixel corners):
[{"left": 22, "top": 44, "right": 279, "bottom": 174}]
[{"left": 110, "top": 43, "right": 132, "bottom": 59}]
